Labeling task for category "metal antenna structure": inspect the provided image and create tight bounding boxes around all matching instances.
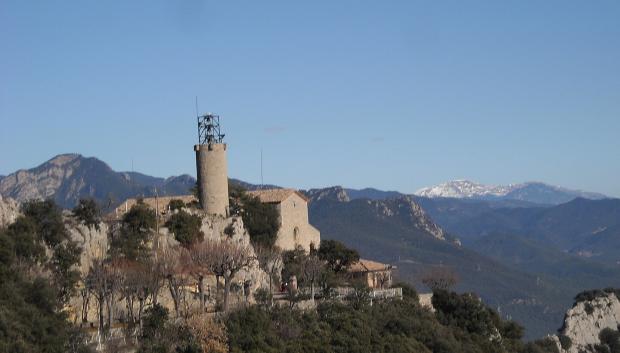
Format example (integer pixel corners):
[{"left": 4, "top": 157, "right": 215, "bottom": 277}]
[{"left": 197, "top": 113, "right": 225, "bottom": 145}]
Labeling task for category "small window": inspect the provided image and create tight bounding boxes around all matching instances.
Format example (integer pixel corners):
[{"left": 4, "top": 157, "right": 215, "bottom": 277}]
[{"left": 294, "top": 227, "right": 300, "bottom": 243}]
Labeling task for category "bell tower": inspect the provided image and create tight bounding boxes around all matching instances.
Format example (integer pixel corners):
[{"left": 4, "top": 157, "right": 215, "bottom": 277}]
[{"left": 194, "top": 113, "right": 229, "bottom": 216}]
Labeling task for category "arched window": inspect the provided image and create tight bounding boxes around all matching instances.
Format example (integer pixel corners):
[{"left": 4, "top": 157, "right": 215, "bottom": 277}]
[{"left": 294, "top": 227, "right": 300, "bottom": 244}]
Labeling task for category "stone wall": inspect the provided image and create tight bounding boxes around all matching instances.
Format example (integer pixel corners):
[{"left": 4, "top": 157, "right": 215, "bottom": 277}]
[{"left": 112, "top": 195, "right": 196, "bottom": 218}]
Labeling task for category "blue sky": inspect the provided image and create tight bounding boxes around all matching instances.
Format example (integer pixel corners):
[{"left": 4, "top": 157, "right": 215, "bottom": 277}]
[{"left": 1, "top": 1, "right": 619, "bottom": 196}]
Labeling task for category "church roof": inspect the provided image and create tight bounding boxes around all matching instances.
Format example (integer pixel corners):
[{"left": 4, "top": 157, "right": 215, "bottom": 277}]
[
  {"left": 247, "top": 188, "right": 309, "bottom": 203},
  {"left": 349, "top": 259, "right": 393, "bottom": 273}
]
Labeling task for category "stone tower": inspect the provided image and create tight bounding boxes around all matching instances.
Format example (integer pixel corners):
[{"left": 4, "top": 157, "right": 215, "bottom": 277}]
[{"left": 194, "top": 113, "right": 229, "bottom": 216}]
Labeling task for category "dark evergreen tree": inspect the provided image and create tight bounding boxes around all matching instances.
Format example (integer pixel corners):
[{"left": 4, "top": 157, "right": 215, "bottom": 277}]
[
  {"left": 165, "top": 210, "right": 204, "bottom": 248},
  {"left": 317, "top": 239, "right": 360, "bottom": 273}
]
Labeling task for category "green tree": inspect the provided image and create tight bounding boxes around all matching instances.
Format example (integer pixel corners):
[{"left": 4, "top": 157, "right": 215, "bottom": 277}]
[
  {"left": 21, "top": 199, "right": 69, "bottom": 248},
  {"left": 110, "top": 202, "right": 156, "bottom": 261},
  {"left": 229, "top": 185, "right": 280, "bottom": 248},
  {"left": 0, "top": 210, "right": 89, "bottom": 353},
  {"left": 10, "top": 200, "right": 82, "bottom": 306},
  {"left": 165, "top": 210, "right": 204, "bottom": 248},
  {"left": 72, "top": 198, "right": 101, "bottom": 230},
  {"left": 432, "top": 290, "right": 500, "bottom": 338},
  {"left": 137, "top": 304, "right": 201, "bottom": 353},
  {"left": 317, "top": 239, "right": 360, "bottom": 273}
]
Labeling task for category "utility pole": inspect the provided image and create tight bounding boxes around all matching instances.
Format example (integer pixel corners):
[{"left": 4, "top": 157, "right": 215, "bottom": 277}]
[{"left": 155, "top": 187, "right": 159, "bottom": 235}]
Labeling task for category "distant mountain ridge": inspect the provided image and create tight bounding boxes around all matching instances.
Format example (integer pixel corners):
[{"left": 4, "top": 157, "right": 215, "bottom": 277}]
[
  {"left": 0, "top": 154, "right": 196, "bottom": 209},
  {"left": 415, "top": 180, "right": 607, "bottom": 205}
]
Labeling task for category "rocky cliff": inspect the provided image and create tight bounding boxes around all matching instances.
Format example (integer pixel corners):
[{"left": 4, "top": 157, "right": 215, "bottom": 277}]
[
  {"left": 552, "top": 290, "right": 620, "bottom": 353},
  {"left": 0, "top": 194, "right": 20, "bottom": 228},
  {"left": 306, "top": 186, "right": 447, "bottom": 242},
  {"left": 67, "top": 210, "right": 268, "bottom": 292}
]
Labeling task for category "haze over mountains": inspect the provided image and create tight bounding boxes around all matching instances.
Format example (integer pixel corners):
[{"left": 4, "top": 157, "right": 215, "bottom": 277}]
[{"left": 1, "top": 154, "right": 619, "bottom": 339}]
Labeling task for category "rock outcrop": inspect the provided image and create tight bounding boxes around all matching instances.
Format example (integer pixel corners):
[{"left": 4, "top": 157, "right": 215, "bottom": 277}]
[
  {"left": 0, "top": 194, "right": 20, "bottom": 228},
  {"left": 391, "top": 196, "right": 447, "bottom": 241},
  {"left": 552, "top": 291, "right": 620, "bottom": 353},
  {"left": 65, "top": 217, "right": 109, "bottom": 275}
]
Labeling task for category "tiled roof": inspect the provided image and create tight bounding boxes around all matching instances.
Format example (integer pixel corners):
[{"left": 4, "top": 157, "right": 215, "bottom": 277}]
[
  {"left": 349, "top": 259, "right": 392, "bottom": 273},
  {"left": 247, "top": 189, "right": 309, "bottom": 203}
]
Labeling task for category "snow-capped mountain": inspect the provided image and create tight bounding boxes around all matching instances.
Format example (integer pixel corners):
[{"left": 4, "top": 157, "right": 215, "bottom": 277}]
[
  {"left": 415, "top": 180, "right": 511, "bottom": 199},
  {"left": 415, "top": 180, "right": 608, "bottom": 205}
]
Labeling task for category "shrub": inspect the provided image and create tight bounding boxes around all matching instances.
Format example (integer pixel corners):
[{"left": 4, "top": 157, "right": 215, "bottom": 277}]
[
  {"left": 168, "top": 199, "right": 186, "bottom": 212},
  {"left": 524, "top": 338, "right": 560, "bottom": 353},
  {"left": 165, "top": 210, "right": 204, "bottom": 248},
  {"left": 585, "top": 302, "right": 595, "bottom": 315},
  {"left": 254, "top": 288, "right": 272, "bottom": 307},
  {"left": 575, "top": 288, "right": 620, "bottom": 305},
  {"left": 559, "top": 334, "right": 572, "bottom": 350},
  {"left": 392, "top": 281, "right": 419, "bottom": 301},
  {"left": 224, "top": 222, "right": 235, "bottom": 237},
  {"left": 599, "top": 328, "right": 620, "bottom": 353},
  {"left": 431, "top": 289, "right": 499, "bottom": 338}
]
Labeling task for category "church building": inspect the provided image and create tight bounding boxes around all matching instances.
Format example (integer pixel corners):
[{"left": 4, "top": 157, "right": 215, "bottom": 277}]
[{"left": 247, "top": 189, "right": 320, "bottom": 252}]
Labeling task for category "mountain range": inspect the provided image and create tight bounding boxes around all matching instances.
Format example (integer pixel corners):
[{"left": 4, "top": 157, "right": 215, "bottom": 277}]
[
  {"left": 414, "top": 179, "right": 608, "bottom": 205},
  {"left": 0, "top": 154, "right": 196, "bottom": 209},
  {"left": 1, "top": 154, "right": 619, "bottom": 339},
  {"left": 306, "top": 187, "right": 620, "bottom": 339}
]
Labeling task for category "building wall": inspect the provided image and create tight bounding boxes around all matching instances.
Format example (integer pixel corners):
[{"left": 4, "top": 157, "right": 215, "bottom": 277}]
[
  {"left": 195, "top": 143, "right": 229, "bottom": 216},
  {"left": 275, "top": 194, "right": 320, "bottom": 252},
  {"left": 350, "top": 270, "right": 392, "bottom": 289}
]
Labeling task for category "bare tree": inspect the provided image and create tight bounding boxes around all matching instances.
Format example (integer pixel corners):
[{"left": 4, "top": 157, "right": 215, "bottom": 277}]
[
  {"left": 103, "top": 260, "right": 122, "bottom": 330},
  {"left": 144, "top": 254, "right": 165, "bottom": 306},
  {"left": 201, "top": 240, "right": 254, "bottom": 311},
  {"left": 159, "top": 246, "right": 188, "bottom": 317},
  {"left": 187, "top": 243, "right": 213, "bottom": 308},
  {"left": 116, "top": 259, "right": 143, "bottom": 324},
  {"left": 85, "top": 259, "right": 118, "bottom": 340},
  {"left": 79, "top": 281, "right": 90, "bottom": 323},
  {"left": 255, "top": 245, "right": 283, "bottom": 305},
  {"left": 421, "top": 267, "right": 459, "bottom": 292},
  {"left": 300, "top": 254, "right": 323, "bottom": 303}
]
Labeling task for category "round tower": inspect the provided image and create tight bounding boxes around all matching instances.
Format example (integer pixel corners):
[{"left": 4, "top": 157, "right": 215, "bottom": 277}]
[{"left": 194, "top": 113, "right": 229, "bottom": 216}]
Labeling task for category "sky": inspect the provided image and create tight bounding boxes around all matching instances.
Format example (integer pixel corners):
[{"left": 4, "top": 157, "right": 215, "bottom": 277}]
[{"left": 1, "top": 1, "right": 619, "bottom": 197}]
